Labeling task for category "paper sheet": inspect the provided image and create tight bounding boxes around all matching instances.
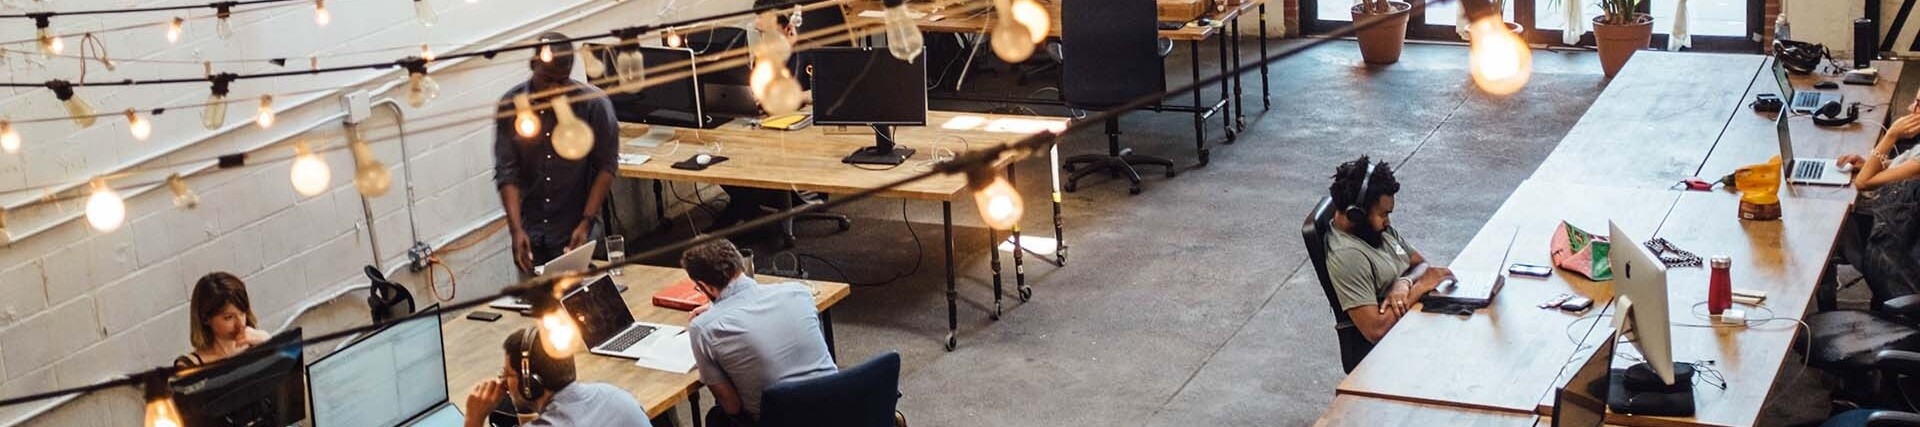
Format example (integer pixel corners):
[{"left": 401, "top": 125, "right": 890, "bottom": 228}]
[
  {"left": 619, "top": 154, "right": 652, "bottom": 166},
  {"left": 635, "top": 332, "right": 696, "bottom": 374}
]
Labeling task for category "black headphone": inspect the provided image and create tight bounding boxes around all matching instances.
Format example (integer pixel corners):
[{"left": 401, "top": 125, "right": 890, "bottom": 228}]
[
  {"left": 1812, "top": 100, "right": 1860, "bottom": 127},
  {"left": 1343, "top": 162, "right": 1377, "bottom": 223},
  {"left": 515, "top": 328, "right": 546, "bottom": 402}
]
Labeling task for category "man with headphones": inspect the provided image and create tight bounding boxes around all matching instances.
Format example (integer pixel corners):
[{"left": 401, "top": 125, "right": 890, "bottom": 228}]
[
  {"left": 1325, "top": 156, "right": 1455, "bottom": 344},
  {"left": 461, "top": 328, "right": 652, "bottom": 427}
]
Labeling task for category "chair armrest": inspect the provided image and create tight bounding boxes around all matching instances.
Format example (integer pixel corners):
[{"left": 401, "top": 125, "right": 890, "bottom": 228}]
[
  {"left": 1873, "top": 350, "right": 1920, "bottom": 376},
  {"left": 1869, "top": 410, "right": 1920, "bottom": 426},
  {"left": 1885, "top": 295, "right": 1920, "bottom": 316}
]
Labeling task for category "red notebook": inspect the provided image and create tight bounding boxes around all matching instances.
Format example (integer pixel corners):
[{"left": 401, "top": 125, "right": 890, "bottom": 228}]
[{"left": 652, "top": 279, "right": 710, "bottom": 311}]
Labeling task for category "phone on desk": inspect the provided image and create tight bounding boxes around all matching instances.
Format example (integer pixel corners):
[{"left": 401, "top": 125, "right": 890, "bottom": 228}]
[{"left": 1509, "top": 263, "right": 1553, "bottom": 278}]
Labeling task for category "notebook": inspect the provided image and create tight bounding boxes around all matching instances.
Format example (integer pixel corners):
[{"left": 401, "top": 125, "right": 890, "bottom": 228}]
[{"left": 652, "top": 279, "right": 710, "bottom": 311}]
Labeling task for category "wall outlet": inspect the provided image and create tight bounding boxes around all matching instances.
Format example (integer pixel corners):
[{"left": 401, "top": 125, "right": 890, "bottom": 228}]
[{"left": 407, "top": 242, "right": 433, "bottom": 272}]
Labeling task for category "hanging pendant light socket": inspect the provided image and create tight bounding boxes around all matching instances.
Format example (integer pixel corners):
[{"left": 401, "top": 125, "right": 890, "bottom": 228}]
[{"left": 47, "top": 80, "right": 96, "bottom": 129}]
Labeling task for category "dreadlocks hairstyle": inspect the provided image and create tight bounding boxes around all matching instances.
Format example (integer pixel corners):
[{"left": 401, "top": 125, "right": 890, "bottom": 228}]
[{"left": 1329, "top": 155, "right": 1402, "bottom": 247}]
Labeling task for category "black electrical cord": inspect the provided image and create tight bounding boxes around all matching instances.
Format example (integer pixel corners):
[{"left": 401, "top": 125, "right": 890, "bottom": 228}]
[{"left": 793, "top": 199, "right": 922, "bottom": 287}]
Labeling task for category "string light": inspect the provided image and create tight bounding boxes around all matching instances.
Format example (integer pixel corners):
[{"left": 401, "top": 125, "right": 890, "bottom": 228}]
[
  {"left": 255, "top": 95, "right": 275, "bottom": 129},
  {"left": 968, "top": 167, "right": 1024, "bottom": 230},
  {"left": 86, "top": 178, "right": 126, "bottom": 232},
  {"left": 414, "top": 0, "right": 437, "bottom": 27},
  {"left": 403, "top": 60, "right": 439, "bottom": 108},
  {"left": 1465, "top": 12, "right": 1531, "bottom": 95},
  {"left": 749, "top": 59, "right": 803, "bottom": 115},
  {"left": 550, "top": 95, "right": 592, "bottom": 160},
  {"left": 612, "top": 30, "right": 646, "bottom": 86},
  {"left": 216, "top": 4, "right": 235, "bottom": 40},
  {"left": 204, "top": 74, "right": 236, "bottom": 130},
  {"left": 419, "top": 44, "right": 436, "bottom": 62},
  {"left": 990, "top": 0, "right": 1050, "bottom": 62},
  {"left": 313, "top": 0, "right": 331, "bottom": 26},
  {"left": 0, "top": 206, "right": 10, "bottom": 245},
  {"left": 289, "top": 140, "right": 331, "bottom": 197},
  {"left": 167, "top": 173, "right": 198, "bottom": 208},
  {"left": 34, "top": 16, "right": 62, "bottom": 57},
  {"left": 1, "top": 120, "right": 20, "bottom": 154},
  {"left": 538, "top": 45, "right": 554, "bottom": 63},
  {"left": 126, "top": 109, "right": 153, "bottom": 141},
  {"left": 143, "top": 374, "right": 182, "bottom": 427},
  {"left": 348, "top": 131, "right": 391, "bottom": 197},
  {"left": 47, "top": 81, "right": 96, "bottom": 129},
  {"left": 533, "top": 280, "right": 581, "bottom": 358},
  {"left": 881, "top": 0, "right": 925, "bottom": 61},
  {"left": 166, "top": 17, "right": 184, "bottom": 44},
  {"left": 664, "top": 30, "right": 683, "bottom": 48},
  {"left": 513, "top": 94, "right": 540, "bottom": 138}
]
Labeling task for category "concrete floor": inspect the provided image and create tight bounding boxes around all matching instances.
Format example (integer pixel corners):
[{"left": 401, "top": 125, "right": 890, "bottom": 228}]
[{"left": 634, "top": 40, "right": 1848, "bottom": 426}]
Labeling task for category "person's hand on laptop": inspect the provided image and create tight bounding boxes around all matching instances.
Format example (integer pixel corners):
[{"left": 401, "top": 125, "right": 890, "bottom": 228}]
[{"left": 567, "top": 222, "right": 592, "bottom": 253}]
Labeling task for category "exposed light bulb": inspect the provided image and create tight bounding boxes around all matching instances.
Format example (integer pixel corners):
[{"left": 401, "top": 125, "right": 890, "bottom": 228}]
[
  {"left": 513, "top": 94, "right": 540, "bottom": 138},
  {"left": 539, "top": 45, "right": 554, "bottom": 63},
  {"left": 126, "top": 109, "right": 151, "bottom": 141},
  {"left": 1467, "top": 18, "right": 1532, "bottom": 96},
  {"left": 406, "top": 72, "right": 440, "bottom": 108},
  {"left": 0, "top": 120, "right": 18, "bottom": 153},
  {"left": 348, "top": 134, "right": 391, "bottom": 197},
  {"left": 166, "top": 17, "right": 184, "bottom": 44},
  {"left": 414, "top": 0, "right": 437, "bottom": 27},
  {"left": 1011, "top": 0, "right": 1049, "bottom": 43},
  {"left": 665, "top": 31, "right": 683, "bottom": 48},
  {"left": 749, "top": 58, "right": 803, "bottom": 115},
  {"left": 39, "top": 31, "right": 62, "bottom": 57},
  {"left": 969, "top": 169, "right": 1024, "bottom": 230},
  {"left": 989, "top": 0, "right": 1049, "bottom": 62},
  {"left": 144, "top": 375, "right": 183, "bottom": 427},
  {"left": 255, "top": 95, "right": 275, "bottom": 129},
  {"left": 167, "top": 173, "right": 198, "bottom": 208},
  {"left": 48, "top": 81, "right": 96, "bottom": 129},
  {"left": 203, "top": 97, "right": 227, "bottom": 130},
  {"left": 420, "top": 44, "right": 436, "bottom": 62},
  {"left": 289, "top": 140, "right": 331, "bottom": 197},
  {"left": 582, "top": 47, "right": 606, "bottom": 79},
  {"left": 313, "top": 0, "right": 330, "bottom": 26},
  {"left": 550, "top": 95, "right": 593, "bottom": 160},
  {"left": 540, "top": 308, "right": 580, "bottom": 357},
  {"left": 216, "top": 6, "right": 235, "bottom": 40},
  {"left": 86, "top": 179, "right": 125, "bottom": 232},
  {"left": 614, "top": 47, "right": 645, "bottom": 87},
  {"left": 882, "top": 1, "right": 925, "bottom": 62}
]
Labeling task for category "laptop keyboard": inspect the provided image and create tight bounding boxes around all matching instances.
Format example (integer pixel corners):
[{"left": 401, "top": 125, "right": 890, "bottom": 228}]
[
  {"left": 1794, "top": 94, "right": 1820, "bottom": 109},
  {"left": 601, "top": 325, "right": 657, "bottom": 352},
  {"left": 1795, "top": 160, "right": 1823, "bottom": 180}
]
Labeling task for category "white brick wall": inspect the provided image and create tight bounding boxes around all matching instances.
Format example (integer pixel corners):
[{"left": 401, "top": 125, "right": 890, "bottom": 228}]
[{"left": 0, "top": 0, "right": 755, "bottom": 424}]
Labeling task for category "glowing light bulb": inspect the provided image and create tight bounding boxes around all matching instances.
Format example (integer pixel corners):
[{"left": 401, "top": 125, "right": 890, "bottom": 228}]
[
  {"left": 614, "top": 47, "right": 645, "bottom": 87},
  {"left": 289, "top": 141, "right": 331, "bottom": 197},
  {"left": 406, "top": 72, "right": 439, "bottom": 108},
  {"left": 1467, "top": 18, "right": 1532, "bottom": 96},
  {"left": 749, "top": 58, "right": 803, "bottom": 115},
  {"left": 989, "top": 0, "right": 1049, "bottom": 62},
  {"left": 414, "top": 0, "right": 437, "bottom": 27},
  {"left": 1011, "top": 0, "right": 1050, "bottom": 43},
  {"left": 539, "top": 45, "right": 554, "bottom": 63},
  {"left": 144, "top": 376, "right": 183, "bottom": 427},
  {"left": 255, "top": 95, "right": 275, "bottom": 129},
  {"left": 349, "top": 135, "right": 391, "bottom": 197},
  {"left": 665, "top": 31, "right": 683, "bottom": 48},
  {"left": 0, "top": 121, "right": 18, "bottom": 153},
  {"left": 970, "top": 169, "right": 1024, "bottom": 230},
  {"left": 126, "top": 109, "right": 152, "bottom": 140},
  {"left": 166, "top": 17, "right": 183, "bottom": 44},
  {"left": 513, "top": 94, "right": 540, "bottom": 138},
  {"left": 48, "top": 82, "right": 96, "bottom": 129},
  {"left": 313, "top": 0, "right": 331, "bottom": 26},
  {"left": 882, "top": 1, "right": 925, "bottom": 62},
  {"left": 540, "top": 308, "right": 580, "bottom": 357},
  {"left": 551, "top": 95, "right": 593, "bottom": 160},
  {"left": 582, "top": 47, "right": 606, "bottom": 79},
  {"left": 86, "top": 179, "right": 125, "bottom": 232},
  {"left": 420, "top": 44, "right": 436, "bottom": 62},
  {"left": 167, "top": 173, "right": 198, "bottom": 208},
  {"left": 39, "top": 30, "right": 63, "bottom": 57}
]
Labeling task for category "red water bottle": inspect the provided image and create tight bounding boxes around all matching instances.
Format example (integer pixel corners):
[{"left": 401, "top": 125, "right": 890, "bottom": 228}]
[{"left": 1708, "top": 256, "right": 1733, "bottom": 315}]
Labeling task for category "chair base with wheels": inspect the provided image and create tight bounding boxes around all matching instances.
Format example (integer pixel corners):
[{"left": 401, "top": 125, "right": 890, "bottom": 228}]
[{"left": 1062, "top": 118, "right": 1175, "bottom": 195}]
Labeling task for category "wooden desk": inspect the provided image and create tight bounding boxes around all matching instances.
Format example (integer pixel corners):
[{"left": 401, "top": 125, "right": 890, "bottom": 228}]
[
  {"left": 1530, "top": 53, "right": 1767, "bottom": 190},
  {"left": 617, "top": 111, "right": 1068, "bottom": 350},
  {"left": 1334, "top": 181, "right": 1682, "bottom": 412},
  {"left": 1316, "top": 395, "right": 1540, "bottom": 427},
  {"left": 444, "top": 264, "right": 851, "bottom": 418},
  {"left": 1698, "top": 59, "right": 1906, "bottom": 202}
]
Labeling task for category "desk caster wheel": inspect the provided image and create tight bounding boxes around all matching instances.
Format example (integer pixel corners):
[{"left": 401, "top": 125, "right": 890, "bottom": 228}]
[
  {"left": 1165, "top": 168, "right": 1178, "bottom": 178},
  {"left": 1018, "top": 286, "right": 1033, "bottom": 301},
  {"left": 834, "top": 218, "right": 852, "bottom": 231},
  {"left": 1128, "top": 184, "right": 1142, "bottom": 195},
  {"left": 944, "top": 334, "right": 957, "bottom": 351},
  {"left": 782, "top": 236, "right": 797, "bottom": 249},
  {"left": 1198, "top": 150, "right": 1212, "bottom": 167},
  {"left": 1063, "top": 163, "right": 1076, "bottom": 173},
  {"left": 1064, "top": 181, "right": 1078, "bottom": 193},
  {"left": 1226, "top": 130, "right": 1237, "bottom": 143}
]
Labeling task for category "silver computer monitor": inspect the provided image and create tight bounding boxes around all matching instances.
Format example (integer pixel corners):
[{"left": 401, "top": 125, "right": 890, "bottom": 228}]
[
  {"left": 1608, "top": 221, "right": 1676, "bottom": 385},
  {"left": 307, "top": 310, "right": 456, "bottom": 427}
]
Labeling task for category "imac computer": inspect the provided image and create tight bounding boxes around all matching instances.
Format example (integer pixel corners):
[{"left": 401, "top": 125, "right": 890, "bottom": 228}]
[
  {"left": 307, "top": 307, "right": 461, "bottom": 427},
  {"left": 1605, "top": 222, "right": 1695, "bottom": 416},
  {"left": 588, "top": 45, "right": 728, "bottom": 130},
  {"left": 810, "top": 47, "right": 928, "bottom": 166},
  {"left": 171, "top": 328, "right": 307, "bottom": 427}
]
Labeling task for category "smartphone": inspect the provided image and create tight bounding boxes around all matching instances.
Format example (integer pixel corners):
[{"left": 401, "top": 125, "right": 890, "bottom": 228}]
[
  {"left": 1559, "top": 296, "right": 1594, "bottom": 312},
  {"left": 466, "top": 311, "right": 503, "bottom": 322},
  {"left": 1509, "top": 263, "right": 1553, "bottom": 278}
]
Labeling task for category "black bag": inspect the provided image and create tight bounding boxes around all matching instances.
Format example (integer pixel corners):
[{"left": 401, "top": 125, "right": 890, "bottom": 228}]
[
  {"left": 364, "top": 266, "right": 415, "bottom": 323},
  {"left": 1773, "top": 39, "right": 1831, "bottom": 74}
]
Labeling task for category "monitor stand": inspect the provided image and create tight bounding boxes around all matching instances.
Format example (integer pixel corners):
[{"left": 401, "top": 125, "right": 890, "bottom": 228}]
[
  {"left": 843, "top": 125, "right": 916, "bottom": 166},
  {"left": 1606, "top": 362, "right": 1696, "bottom": 417}
]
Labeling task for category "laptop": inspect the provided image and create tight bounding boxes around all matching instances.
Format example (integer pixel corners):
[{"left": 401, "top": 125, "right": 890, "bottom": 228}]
[
  {"left": 491, "top": 244, "right": 597, "bottom": 311},
  {"left": 1773, "top": 59, "right": 1842, "bottom": 114},
  {"left": 1777, "top": 112, "right": 1852, "bottom": 186},
  {"left": 563, "top": 275, "right": 685, "bottom": 360},
  {"left": 308, "top": 306, "right": 462, "bottom": 427},
  {"left": 1419, "top": 228, "right": 1517, "bottom": 311},
  {"left": 1552, "top": 329, "right": 1618, "bottom": 427}
]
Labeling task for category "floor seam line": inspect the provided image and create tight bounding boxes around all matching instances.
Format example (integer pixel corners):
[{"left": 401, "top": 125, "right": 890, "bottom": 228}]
[
  {"left": 1148, "top": 258, "right": 1314, "bottom": 417},
  {"left": 1399, "top": 97, "right": 1471, "bottom": 167}
]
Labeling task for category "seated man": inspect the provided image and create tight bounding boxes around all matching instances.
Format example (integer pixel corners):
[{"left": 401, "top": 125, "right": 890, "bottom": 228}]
[
  {"left": 462, "top": 329, "right": 652, "bottom": 427},
  {"left": 682, "top": 240, "right": 838, "bottom": 426},
  {"left": 1325, "top": 156, "right": 1453, "bottom": 343}
]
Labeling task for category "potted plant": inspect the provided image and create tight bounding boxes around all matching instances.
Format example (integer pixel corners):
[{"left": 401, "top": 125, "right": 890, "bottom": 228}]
[
  {"left": 1352, "top": 0, "right": 1413, "bottom": 64},
  {"left": 1590, "top": 0, "right": 1651, "bottom": 77}
]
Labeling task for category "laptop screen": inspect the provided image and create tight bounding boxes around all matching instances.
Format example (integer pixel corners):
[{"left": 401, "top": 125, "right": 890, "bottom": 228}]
[
  {"left": 308, "top": 309, "right": 448, "bottom": 427},
  {"left": 562, "top": 275, "right": 634, "bottom": 346},
  {"left": 1777, "top": 109, "right": 1796, "bottom": 166},
  {"left": 1553, "top": 330, "right": 1616, "bottom": 427},
  {"left": 1772, "top": 59, "right": 1795, "bottom": 102}
]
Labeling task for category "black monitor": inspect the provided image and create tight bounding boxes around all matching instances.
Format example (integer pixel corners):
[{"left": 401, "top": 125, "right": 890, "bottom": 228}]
[
  {"left": 590, "top": 45, "right": 726, "bottom": 129},
  {"left": 171, "top": 328, "right": 307, "bottom": 427},
  {"left": 810, "top": 47, "right": 929, "bottom": 165}
]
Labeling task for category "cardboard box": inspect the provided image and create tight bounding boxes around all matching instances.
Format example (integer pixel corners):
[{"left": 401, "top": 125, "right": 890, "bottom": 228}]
[{"left": 1157, "top": 0, "right": 1213, "bottom": 23}]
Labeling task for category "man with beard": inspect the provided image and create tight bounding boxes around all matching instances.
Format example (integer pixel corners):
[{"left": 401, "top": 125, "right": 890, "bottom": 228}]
[{"left": 1326, "top": 156, "right": 1453, "bottom": 343}]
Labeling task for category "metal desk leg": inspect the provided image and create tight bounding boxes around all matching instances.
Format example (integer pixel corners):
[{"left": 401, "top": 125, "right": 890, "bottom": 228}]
[
  {"left": 780, "top": 190, "right": 797, "bottom": 248},
  {"left": 1190, "top": 40, "right": 1210, "bottom": 167},
  {"left": 653, "top": 180, "right": 669, "bottom": 231},
  {"left": 1049, "top": 143, "right": 1069, "bottom": 268},
  {"left": 1259, "top": 4, "right": 1271, "bottom": 110},
  {"left": 1217, "top": 32, "right": 1236, "bottom": 143},
  {"left": 1231, "top": 16, "right": 1246, "bottom": 131},
  {"left": 1011, "top": 167, "right": 1029, "bottom": 301},
  {"left": 690, "top": 391, "right": 704, "bottom": 427},
  {"left": 943, "top": 202, "right": 958, "bottom": 351},
  {"left": 990, "top": 227, "right": 1003, "bottom": 321},
  {"left": 822, "top": 308, "right": 838, "bottom": 361}
]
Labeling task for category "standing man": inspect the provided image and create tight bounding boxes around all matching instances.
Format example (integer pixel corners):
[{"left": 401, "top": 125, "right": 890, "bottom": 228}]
[
  {"left": 1325, "top": 156, "right": 1453, "bottom": 345},
  {"left": 681, "top": 240, "right": 838, "bottom": 426},
  {"left": 495, "top": 32, "right": 621, "bottom": 272}
]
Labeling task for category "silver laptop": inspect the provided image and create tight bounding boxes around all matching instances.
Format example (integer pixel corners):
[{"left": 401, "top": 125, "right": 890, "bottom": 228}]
[
  {"left": 492, "top": 244, "right": 598, "bottom": 311},
  {"left": 1777, "top": 113, "right": 1851, "bottom": 186},
  {"left": 1774, "top": 59, "right": 1841, "bottom": 114},
  {"left": 308, "top": 306, "right": 463, "bottom": 427},
  {"left": 563, "top": 275, "right": 685, "bottom": 360}
]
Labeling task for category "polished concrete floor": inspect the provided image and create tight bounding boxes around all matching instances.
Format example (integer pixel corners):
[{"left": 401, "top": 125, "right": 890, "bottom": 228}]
[{"left": 636, "top": 39, "right": 1844, "bottom": 426}]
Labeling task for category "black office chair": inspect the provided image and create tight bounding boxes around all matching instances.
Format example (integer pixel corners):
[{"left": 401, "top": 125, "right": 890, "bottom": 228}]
[
  {"left": 1057, "top": 0, "right": 1176, "bottom": 195},
  {"left": 681, "top": 26, "right": 748, "bottom": 55},
  {"left": 1821, "top": 350, "right": 1920, "bottom": 426},
  {"left": 1303, "top": 197, "right": 1375, "bottom": 373},
  {"left": 1810, "top": 295, "right": 1920, "bottom": 406},
  {"left": 758, "top": 352, "right": 907, "bottom": 427}
]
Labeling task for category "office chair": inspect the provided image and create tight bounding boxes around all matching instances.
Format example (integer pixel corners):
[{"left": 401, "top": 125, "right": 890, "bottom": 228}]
[
  {"left": 1809, "top": 294, "right": 1920, "bottom": 406},
  {"left": 1058, "top": 0, "right": 1176, "bottom": 195},
  {"left": 1303, "top": 197, "right": 1375, "bottom": 373},
  {"left": 1821, "top": 350, "right": 1920, "bottom": 426},
  {"left": 758, "top": 352, "right": 907, "bottom": 427},
  {"left": 1024, "top": 36, "right": 1174, "bottom": 86}
]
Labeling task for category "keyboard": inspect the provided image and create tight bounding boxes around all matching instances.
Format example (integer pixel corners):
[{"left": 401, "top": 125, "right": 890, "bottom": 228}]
[
  {"left": 1794, "top": 160, "right": 1823, "bottom": 179},
  {"left": 1793, "top": 95, "right": 1820, "bottom": 110},
  {"left": 601, "top": 325, "right": 657, "bottom": 352}
]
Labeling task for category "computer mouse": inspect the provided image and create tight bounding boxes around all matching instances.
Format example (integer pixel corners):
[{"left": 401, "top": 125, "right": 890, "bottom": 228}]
[
  {"left": 695, "top": 153, "right": 713, "bottom": 165},
  {"left": 1814, "top": 81, "right": 1840, "bottom": 90},
  {"left": 1838, "top": 162, "right": 1857, "bottom": 173}
]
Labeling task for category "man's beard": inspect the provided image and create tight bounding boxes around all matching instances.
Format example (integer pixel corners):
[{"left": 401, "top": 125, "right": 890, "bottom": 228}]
[{"left": 1351, "top": 220, "right": 1387, "bottom": 249}]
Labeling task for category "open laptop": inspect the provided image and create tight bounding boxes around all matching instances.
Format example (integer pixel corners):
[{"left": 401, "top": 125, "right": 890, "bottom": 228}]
[
  {"left": 563, "top": 275, "right": 685, "bottom": 360},
  {"left": 1774, "top": 59, "right": 1842, "bottom": 114},
  {"left": 1552, "top": 329, "right": 1618, "bottom": 427},
  {"left": 491, "top": 244, "right": 597, "bottom": 311},
  {"left": 1777, "top": 112, "right": 1852, "bottom": 186},
  {"left": 1419, "top": 228, "right": 1517, "bottom": 311},
  {"left": 308, "top": 306, "right": 462, "bottom": 427}
]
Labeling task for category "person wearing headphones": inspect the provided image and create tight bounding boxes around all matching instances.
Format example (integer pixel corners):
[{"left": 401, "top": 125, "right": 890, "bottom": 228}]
[
  {"left": 682, "top": 239, "right": 837, "bottom": 427},
  {"left": 461, "top": 328, "right": 651, "bottom": 427},
  {"left": 1325, "top": 156, "right": 1454, "bottom": 344}
]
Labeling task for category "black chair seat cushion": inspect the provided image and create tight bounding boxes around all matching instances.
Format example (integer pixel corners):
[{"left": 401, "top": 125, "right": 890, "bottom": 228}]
[{"left": 1810, "top": 311, "right": 1920, "bottom": 370}]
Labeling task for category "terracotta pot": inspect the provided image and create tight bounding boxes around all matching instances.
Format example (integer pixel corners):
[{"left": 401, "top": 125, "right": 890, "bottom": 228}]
[
  {"left": 1352, "top": 1, "right": 1412, "bottom": 65},
  {"left": 1592, "top": 14, "right": 1653, "bottom": 78}
]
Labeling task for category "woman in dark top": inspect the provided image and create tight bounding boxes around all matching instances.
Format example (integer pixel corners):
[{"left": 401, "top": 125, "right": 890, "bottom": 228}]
[{"left": 175, "top": 272, "right": 271, "bottom": 369}]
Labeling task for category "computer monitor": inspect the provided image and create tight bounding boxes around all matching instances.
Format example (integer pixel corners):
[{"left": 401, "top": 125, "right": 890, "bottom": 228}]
[
  {"left": 590, "top": 45, "right": 726, "bottom": 129},
  {"left": 171, "top": 328, "right": 307, "bottom": 427},
  {"left": 809, "top": 47, "right": 929, "bottom": 165},
  {"left": 1552, "top": 329, "right": 1616, "bottom": 427},
  {"left": 308, "top": 307, "right": 459, "bottom": 427},
  {"left": 1607, "top": 221, "right": 1676, "bottom": 386}
]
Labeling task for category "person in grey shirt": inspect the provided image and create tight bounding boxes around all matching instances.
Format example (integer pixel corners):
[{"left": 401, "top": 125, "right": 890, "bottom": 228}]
[
  {"left": 494, "top": 31, "right": 620, "bottom": 273},
  {"left": 461, "top": 328, "right": 652, "bottom": 427},
  {"left": 682, "top": 240, "right": 837, "bottom": 427},
  {"left": 1324, "top": 156, "right": 1453, "bottom": 344}
]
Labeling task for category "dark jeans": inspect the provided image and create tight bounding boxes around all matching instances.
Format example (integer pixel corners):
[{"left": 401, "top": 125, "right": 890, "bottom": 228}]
[{"left": 704, "top": 410, "right": 758, "bottom": 427}]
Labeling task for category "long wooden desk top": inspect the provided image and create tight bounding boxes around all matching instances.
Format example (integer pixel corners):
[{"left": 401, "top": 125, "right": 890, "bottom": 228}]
[
  {"left": 443, "top": 265, "right": 852, "bottom": 417},
  {"left": 1316, "top": 395, "right": 1539, "bottom": 427},
  {"left": 1333, "top": 180, "right": 1682, "bottom": 413},
  {"left": 1697, "top": 59, "right": 1906, "bottom": 202},
  {"left": 845, "top": 0, "right": 1266, "bottom": 42},
  {"left": 616, "top": 111, "right": 1066, "bottom": 202}
]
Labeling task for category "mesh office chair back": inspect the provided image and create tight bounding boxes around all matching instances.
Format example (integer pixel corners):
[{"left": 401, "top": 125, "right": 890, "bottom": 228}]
[
  {"left": 1304, "top": 196, "right": 1376, "bottom": 373},
  {"left": 1060, "top": 0, "right": 1164, "bottom": 111},
  {"left": 759, "top": 352, "right": 903, "bottom": 427}
]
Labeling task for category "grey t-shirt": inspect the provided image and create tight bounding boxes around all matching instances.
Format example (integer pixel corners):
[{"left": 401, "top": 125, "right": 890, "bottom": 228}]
[
  {"left": 1326, "top": 228, "right": 1419, "bottom": 312},
  {"left": 527, "top": 382, "right": 652, "bottom": 427}
]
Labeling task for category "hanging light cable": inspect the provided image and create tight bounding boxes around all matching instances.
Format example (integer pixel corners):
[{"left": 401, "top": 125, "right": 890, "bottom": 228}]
[
  {"left": 1462, "top": 0, "right": 1531, "bottom": 95},
  {"left": 46, "top": 80, "right": 96, "bottom": 129},
  {"left": 880, "top": 0, "right": 924, "bottom": 61}
]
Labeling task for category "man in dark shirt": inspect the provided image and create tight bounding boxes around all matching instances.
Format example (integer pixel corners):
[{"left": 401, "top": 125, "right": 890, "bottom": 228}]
[{"left": 495, "top": 32, "right": 620, "bottom": 272}]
